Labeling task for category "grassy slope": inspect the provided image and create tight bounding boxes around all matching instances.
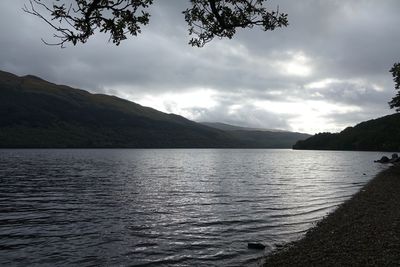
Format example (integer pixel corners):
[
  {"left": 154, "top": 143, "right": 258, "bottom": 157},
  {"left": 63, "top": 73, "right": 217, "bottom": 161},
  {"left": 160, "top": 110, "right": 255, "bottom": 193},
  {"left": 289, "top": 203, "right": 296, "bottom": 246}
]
[{"left": 0, "top": 71, "right": 240, "bottom": 148}]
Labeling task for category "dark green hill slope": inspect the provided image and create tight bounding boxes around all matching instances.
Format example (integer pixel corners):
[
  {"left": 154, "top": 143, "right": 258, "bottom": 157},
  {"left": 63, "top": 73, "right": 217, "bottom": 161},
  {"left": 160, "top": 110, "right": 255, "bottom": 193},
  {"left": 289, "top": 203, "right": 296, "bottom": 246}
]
[
  {"left": 0, "top": 70, "right": 242, "bottom": 148},
  {"left": 201, "top": 122, "right": 311, "bottom": 148},
  {"left": 200, "top": 122, "right": 279, "bottom": 132},
  {"left": 293, "top": 113, "right": 400, "bottom": 151}
]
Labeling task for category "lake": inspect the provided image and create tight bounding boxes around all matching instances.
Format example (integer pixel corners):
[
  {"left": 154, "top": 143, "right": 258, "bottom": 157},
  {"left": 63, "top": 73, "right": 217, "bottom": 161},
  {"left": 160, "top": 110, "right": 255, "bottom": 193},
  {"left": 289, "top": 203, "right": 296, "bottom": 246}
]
[{"left": 0, "top": 149, "right": 387, "bottom": 266}]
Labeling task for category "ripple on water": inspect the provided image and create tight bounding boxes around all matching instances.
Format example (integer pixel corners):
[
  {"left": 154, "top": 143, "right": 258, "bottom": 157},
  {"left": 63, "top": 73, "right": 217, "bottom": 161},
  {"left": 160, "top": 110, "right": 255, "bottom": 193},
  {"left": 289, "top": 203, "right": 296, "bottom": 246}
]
[{"left": 0, "top": 149, "right": 387, "bottom": 266}]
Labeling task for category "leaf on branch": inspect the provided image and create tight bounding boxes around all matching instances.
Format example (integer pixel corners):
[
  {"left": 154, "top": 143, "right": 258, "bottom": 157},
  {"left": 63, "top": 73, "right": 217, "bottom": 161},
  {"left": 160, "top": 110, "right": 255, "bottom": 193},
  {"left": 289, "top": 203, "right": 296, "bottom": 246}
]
[
  {"left": 183, "top": 0, "right": 288, "bottom": 47},
  {"left": 23, "top": 0, "right": 153, "bottom": 47},
  {"left": 23, "top": 0, "right": 288, "bottom": 48},
  {"left": 389, "top": 62, "right": 400, "bottom": 111}
]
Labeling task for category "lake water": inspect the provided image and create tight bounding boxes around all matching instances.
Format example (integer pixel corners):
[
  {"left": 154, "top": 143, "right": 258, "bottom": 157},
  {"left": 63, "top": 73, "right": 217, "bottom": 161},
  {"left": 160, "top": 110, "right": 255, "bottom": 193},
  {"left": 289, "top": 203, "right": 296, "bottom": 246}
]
[{"left": 0, "top": 149, "right": 387, "bottom": 266}]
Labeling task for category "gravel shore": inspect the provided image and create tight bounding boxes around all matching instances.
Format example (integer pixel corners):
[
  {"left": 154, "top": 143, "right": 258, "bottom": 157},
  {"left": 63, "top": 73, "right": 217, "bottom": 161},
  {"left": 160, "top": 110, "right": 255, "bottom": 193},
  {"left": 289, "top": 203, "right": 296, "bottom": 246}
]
[{"left": 263, "top": 164, "right": 400, "bottom": 266}]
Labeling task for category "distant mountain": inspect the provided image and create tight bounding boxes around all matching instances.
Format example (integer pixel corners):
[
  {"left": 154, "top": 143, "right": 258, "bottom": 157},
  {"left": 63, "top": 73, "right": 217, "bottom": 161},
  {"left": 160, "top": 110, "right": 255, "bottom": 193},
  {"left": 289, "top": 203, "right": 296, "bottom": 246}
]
[
  {"left": 200, "top": 122, "right": 284, "bottom": 132},
  {"left": 0, "top": 70, "right": 243, "bottom": 148},
  {"left": 293, "top": 113, "right": 400, "bottom": 151},
  {"left": 201, "top": 122, "right": 311, "bottom": 148}
]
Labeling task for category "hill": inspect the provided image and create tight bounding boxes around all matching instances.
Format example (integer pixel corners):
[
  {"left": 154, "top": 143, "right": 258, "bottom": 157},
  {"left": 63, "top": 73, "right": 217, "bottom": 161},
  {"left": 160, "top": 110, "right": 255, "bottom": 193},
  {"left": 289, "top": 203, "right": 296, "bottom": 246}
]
[
  {"left": 201, "top": 122, "right": 311, "bottom": 148},
  {"left": 0, "top": 70, "right": 311, "bottom": 148},
  {"left": 0, "top": 70, "right": 243, "bottom": 148},
  {"left": 293, "top": 113, "right": 400, "bottom": 151},
  {"left": 200, "top": 122, "right": 283, "bottom": 132}
]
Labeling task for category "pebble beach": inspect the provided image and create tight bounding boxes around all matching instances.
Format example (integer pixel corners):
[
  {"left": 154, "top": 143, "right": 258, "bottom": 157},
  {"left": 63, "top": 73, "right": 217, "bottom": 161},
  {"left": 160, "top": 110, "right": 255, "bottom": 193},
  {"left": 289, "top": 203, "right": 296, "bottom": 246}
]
[{"left": 263, "top": 163, "right": 400, "bottom": 266}]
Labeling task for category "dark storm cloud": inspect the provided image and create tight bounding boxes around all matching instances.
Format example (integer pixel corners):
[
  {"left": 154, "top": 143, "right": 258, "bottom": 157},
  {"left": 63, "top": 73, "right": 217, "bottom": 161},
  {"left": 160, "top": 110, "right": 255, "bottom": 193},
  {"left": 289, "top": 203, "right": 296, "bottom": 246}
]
[{"left": 0, "top": 0, "right": 398, "bottom": 133}]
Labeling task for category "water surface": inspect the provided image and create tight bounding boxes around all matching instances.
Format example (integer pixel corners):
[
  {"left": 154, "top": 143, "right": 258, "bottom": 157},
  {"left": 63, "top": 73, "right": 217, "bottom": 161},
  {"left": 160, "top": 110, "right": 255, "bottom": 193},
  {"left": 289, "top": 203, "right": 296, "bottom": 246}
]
[{"left": 0, "top": 149, "right": 387, "bottom": 266}]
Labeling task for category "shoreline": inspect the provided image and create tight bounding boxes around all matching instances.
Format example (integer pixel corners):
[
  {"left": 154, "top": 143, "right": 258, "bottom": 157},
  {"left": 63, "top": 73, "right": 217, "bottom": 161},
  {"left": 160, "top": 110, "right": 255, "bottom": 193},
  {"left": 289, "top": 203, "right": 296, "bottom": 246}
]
[{"left": 262, "top": 163, "right": 400, "bottom": 266}]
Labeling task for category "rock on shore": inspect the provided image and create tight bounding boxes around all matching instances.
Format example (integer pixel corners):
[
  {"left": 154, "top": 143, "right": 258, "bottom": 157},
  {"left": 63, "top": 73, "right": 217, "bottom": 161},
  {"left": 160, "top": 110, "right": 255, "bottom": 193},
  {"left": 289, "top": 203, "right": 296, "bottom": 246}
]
[{"left": 375, "top": 153, "right": 400, "bottom": 163}]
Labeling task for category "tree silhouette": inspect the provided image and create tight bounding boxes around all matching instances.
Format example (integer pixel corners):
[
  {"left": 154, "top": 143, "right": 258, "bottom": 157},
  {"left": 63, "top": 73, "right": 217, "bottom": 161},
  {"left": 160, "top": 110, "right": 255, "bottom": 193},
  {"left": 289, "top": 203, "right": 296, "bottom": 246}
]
[
  {"left": 389, "top": 62, "right": 400, "bottom": 111},
  {"left": 23, "top": 0, "right": 288, "bottom": 47}
]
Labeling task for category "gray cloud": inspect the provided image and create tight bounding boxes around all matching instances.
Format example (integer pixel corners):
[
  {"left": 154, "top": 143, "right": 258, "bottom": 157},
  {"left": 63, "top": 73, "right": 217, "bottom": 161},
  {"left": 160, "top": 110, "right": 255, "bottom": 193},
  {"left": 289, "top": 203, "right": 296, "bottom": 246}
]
[
  {"left": 0, "top": 0, "right": 398, "bottom": 133},
  {"left": 190, "top": 104, "right": 294, "bottom": 130}
]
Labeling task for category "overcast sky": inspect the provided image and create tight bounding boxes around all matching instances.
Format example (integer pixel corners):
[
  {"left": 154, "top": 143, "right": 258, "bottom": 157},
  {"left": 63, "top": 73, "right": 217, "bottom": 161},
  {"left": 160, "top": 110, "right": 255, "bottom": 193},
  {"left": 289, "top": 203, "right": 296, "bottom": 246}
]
[{"left": 0, "top": 0, "right": 399, "bottom": 134}]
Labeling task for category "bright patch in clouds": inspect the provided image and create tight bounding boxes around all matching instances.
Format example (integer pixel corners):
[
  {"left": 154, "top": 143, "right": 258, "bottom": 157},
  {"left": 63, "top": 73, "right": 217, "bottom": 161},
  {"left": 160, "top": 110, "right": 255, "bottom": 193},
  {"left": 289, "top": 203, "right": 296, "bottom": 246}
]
[
  {"left": 254, "top": 100, "right": 362, "bottom": 133},
  {"left": 278, "top": 51, "right": 313, "bottom": 77},
  {"left": 305, "top": 78, "right": 340, "bottom": 89},
  {"left": 305, "top": 78, "right": 384, "bottom": 92},
  {"left": 135, "top": 89, "right": 218, "bottom": 119}
]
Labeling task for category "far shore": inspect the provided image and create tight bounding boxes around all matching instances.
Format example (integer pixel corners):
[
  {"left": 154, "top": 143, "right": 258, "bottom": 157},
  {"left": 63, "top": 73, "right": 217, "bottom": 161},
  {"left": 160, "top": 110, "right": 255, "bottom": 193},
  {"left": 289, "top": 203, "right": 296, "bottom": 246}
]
[{"left": 262, "top": 163, "right": 400, "bottom": 266}]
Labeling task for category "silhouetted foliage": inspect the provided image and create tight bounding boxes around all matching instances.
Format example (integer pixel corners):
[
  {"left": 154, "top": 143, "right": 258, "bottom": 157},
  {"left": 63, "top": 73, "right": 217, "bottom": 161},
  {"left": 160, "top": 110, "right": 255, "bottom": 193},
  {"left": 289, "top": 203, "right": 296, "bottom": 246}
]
[
  {"left": 23, "top": 0, "right": 288, "bottom": 47},
  {"left": 389, "top": 62, "right": 400, "bottom": 111},
  {"left": 183, "top": 0, "right": 288, "bottom": 47}
]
